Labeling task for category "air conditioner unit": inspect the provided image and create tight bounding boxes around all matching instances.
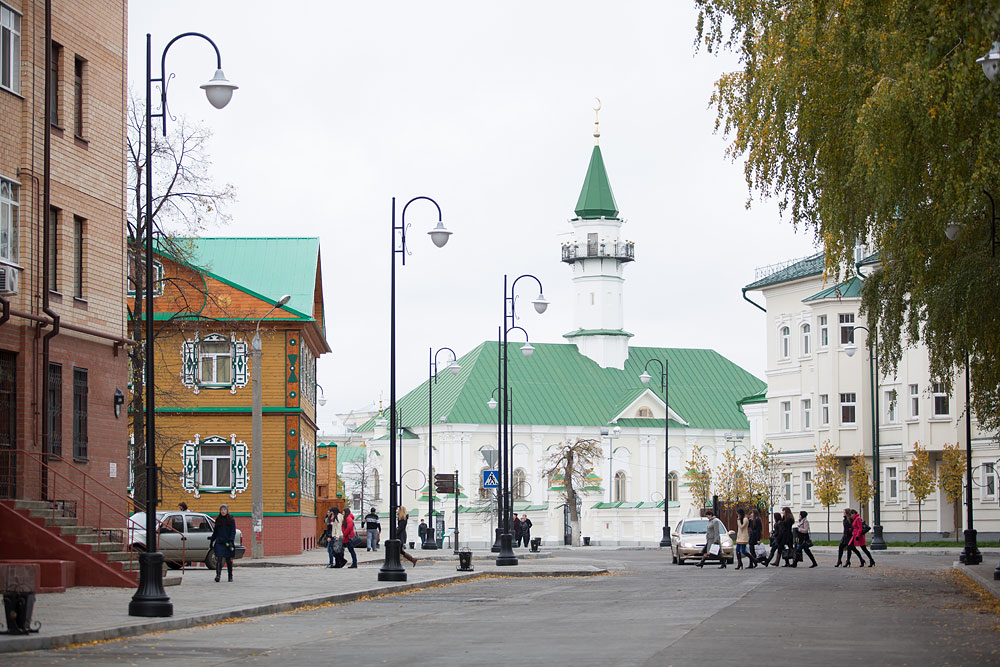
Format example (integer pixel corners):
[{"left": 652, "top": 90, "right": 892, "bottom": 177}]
[{"left": 0, "top": 265, "right": 18, "bottom": 295}]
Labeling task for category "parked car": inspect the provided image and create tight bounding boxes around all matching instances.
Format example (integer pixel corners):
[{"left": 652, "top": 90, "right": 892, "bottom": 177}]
[
  {"left": 669, "top": 517, "right": 735, "bottom": 565},
  {"left": 127, "top": 511, "right": 246, "bottom": 570}
]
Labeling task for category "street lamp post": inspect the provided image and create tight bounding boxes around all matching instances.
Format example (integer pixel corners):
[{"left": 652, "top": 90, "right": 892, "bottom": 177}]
[
  {"left": 251, "top": 295, "right": 291, "bottom": 559},
  {"left": 426, "top": 346, "right": 459, "bottom": 549},
  {"left": 487, "top": 385, "right": 510, "bottom": 552},
  {"left": 639, "top": 358, "right": 671, "bottom": 547},
  {"left": 380, "top": 197, "right": 452, "bottom": 583},
  {"left": 844, "top": 325, "right": 886, "bottom": 550},
  {"left": 129, "top": 32, "right": 237, "bottom": 619},
  {"left": 959, "top": 351, "right": 983, "bottom": 566},
  {"left": 497, "top": 274, "right": 548, "bottom": 566}
]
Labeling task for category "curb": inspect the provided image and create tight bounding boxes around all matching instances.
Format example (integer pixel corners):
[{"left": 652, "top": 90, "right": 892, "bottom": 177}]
[
  {"left": 0, "top": 567, "right": 606, "bottom": 654},
  {"left": 951, "top": 562, "right": 1000, "bottom": 603}
]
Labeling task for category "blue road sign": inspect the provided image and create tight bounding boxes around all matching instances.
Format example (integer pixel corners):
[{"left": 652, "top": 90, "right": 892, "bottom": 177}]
[{"left": 482, "top": 470, "right": 500, "bottom": 489}]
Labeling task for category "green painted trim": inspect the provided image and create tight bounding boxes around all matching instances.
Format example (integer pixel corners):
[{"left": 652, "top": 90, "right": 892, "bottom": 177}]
[
  {"left": 156, "top": 406, "right": 305, "bottom": 414},
  {"left": 562, "top": 328, "right": 634, "bottom": 339},
  {"left": 146, "top": 314, "right": 316, "bottom": 322}
]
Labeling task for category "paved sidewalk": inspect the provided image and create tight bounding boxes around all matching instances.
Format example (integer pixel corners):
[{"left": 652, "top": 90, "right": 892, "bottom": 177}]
[{"left": 0, "top": 551, "right": 607, "bottom": 654}]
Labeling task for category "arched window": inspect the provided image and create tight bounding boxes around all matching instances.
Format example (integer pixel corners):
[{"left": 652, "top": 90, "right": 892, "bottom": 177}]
[
  {"left": 479, "top": 467, "right": 492, "bottom": 499},
  {"left": 667, "top": 471, "right": 678, "bottom": 502},
  {"left": 801, "top": 323, "right": 811, "bottom": 355},
  {"left": 371, "top": 469, "right": 380, "bottom": 500},
  {"left": 779, "top": 326, "right": 791, "bottom": 359},
  {"left": 512, "top": 468, "right": 527, "bottom": 500},
  {"left": 636, "top": 406, "right": 652, "bottom": 418},
  {"left": 614, "top": 471, "right": 627, "bottom": 502}
]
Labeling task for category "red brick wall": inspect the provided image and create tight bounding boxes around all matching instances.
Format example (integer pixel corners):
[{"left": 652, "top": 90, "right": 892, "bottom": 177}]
[{"left": 232, "top": 515, "right": 318, "bottom": 557}]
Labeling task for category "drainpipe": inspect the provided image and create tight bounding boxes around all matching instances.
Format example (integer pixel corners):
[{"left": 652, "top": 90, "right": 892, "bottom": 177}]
[
  {"left": 41, "top": 0, "right": 59, "bottom": 460},
  {"left": 742, "top": 287, "right": 766, "bottom": 313}
]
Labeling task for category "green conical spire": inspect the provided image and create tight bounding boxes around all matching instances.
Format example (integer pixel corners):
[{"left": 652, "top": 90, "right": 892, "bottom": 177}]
[{"left": 574, "top": 145, "right": 619, "bottom": 219}]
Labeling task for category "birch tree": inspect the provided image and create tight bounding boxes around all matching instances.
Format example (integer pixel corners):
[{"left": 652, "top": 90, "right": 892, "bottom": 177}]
[
  {"left": 939, "top": 443, "right": 966, "bottom": 542},
  {"left": 813, "top": 441, "right": 844, "bottom": 541},
  {"left": 905, "top": 442, "right": 936, "bottom": 543},
  {"left": 540, "top": 438, "right": 601, "bottom": 547}
]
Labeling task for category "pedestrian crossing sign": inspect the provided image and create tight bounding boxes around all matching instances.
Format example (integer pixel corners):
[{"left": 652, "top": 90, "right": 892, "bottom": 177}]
[{"left": 482, "top": 470, "right": 500, "bottom": 489}]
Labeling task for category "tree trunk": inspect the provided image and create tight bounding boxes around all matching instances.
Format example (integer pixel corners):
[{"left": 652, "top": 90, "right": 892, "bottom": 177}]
[
  {"left": 953, "top": 497, "right": 961, "bottom": 542},
  {"left": 917, "top": 501, "right": 922, "bottom": 543},
  {"left": 827, "top": 505, "right": 831, "bottom": 542},
  {"left": 566, "top": 451, "right": 580, "bottom": 547}
]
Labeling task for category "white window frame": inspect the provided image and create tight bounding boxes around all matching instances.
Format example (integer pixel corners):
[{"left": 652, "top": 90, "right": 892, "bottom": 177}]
[
  {"left": 1, "top": 3, "right": 21, "bottom": 95},
  {"left": 885, "top": 465, "right": 898, "bottom": 503},
  {"left": 782, "top": 472, "right": 792, "bottom": 503},
  {"left": 840, "top": 392, "right": 857, "bottom": 426},
  {"left": 818, "top": 315, "right": 829, "bottom": 348},
  {"left": 126, "top": 257, "right": 164, "bottom": 297},
  {"left": 779, "top": 326, "right": 791, "bottom": 360},
  {"left": 820, "top": 394, "right": 830, "bottom": 427},
  {"left": 801, "top": 398, "right": 812, "bottom": 430},
  {"left": 983, "top": 463, "right": 996, "bottom": 502},
  {"left": 802, "top": 471, "right": 813, "bottom": 504},
  {"left": 932, "top": 382, "right": 949, "bottom": 417},
  {"left": 909, "top": 384, "right": 919, "bottom": 418},
  {"left": 199, "top": 442, "right": 233, "bottom": 490},
  {"left": 800, "top": 323, "right": 811, "bottom": 356},
  {"left": 885, "top": 389, "right": 898, "bottom": 424},
  {"left": 0, "top": 176, "right": 18, "bottom": 264},
  {"left": 199, "top": 337, "right": 233, "bottom": 386},
  {"left": 781, "top": 401, "right": 791, "bottom": 431},
  {"left": 613, "top": 470, "right": 627, "bottom": 503},
  {"left": 839, "top": 313, "right": 855, "bottom": 346}
]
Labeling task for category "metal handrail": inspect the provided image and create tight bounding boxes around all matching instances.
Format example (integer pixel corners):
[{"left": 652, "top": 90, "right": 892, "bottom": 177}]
[{"left": 561, "top": 240, "right": 635, "bottom": 262}]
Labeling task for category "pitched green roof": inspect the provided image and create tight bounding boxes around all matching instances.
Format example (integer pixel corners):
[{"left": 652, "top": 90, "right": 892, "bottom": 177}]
[
  {"left": 355, "top": 342, "right": 764, "bottom": 432},
  {"left": 743, "top": 252, "right": 825, "bottom": 291},
  {"left": 335, "top": 445, "right": 369, "bottom": 475},
  {"left": 738, "top": 388, "right": 768, "bottom": 406},
  {"left": 160, "top": 237, "right": 321, "bottom": 321},
  {"left": 574, "top": 145, "right": 619, "bottom": 219},
  {"left": 563, "top": 328, "right": 634, "bottom": 339},
  {"left": 802, "top": 276, "right": 863, "bottom": 302}
]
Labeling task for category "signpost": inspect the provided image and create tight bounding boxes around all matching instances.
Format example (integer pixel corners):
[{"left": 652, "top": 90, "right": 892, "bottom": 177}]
[
  {"left": 482, "top": 470, "right": 500, "bottom": 489},
  {"left": 435, "top": 472, "right": 461, "bottom": 552}
]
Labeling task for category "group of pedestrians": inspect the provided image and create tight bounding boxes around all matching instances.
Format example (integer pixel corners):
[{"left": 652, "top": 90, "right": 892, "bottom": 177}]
[
  {"left": 513, "top": 514, "right": 533, "bottom": 547},
  {"left": 323, "top": 506, "right": 359, "bottom": 569},
  {"left": 699, "top": 505, "right": 875, "bottom": 570}
]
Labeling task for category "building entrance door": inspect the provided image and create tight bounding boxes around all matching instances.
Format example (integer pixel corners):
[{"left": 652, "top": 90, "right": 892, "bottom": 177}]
[{"left": 0, "top": 350, "right": 16, "bottom": 499}]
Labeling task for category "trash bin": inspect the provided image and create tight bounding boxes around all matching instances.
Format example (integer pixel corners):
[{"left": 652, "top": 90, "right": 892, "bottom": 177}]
[
  {"left": 530, "top": 537, "right": 541, "bottom": 552},
  {"left": 409, "top": 542, "right": 415, "bottom": 549},
  {"left": 583, "top": 536, "right": 591, "bottom": 546},
  {"left": 457, "top": 548, "right": 474, "bottom": 572}
]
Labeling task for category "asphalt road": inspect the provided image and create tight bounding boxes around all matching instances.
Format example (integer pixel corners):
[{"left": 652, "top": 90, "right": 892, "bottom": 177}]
[{"left": 14, "top": 551, "right": 1000, "bottom": 666}]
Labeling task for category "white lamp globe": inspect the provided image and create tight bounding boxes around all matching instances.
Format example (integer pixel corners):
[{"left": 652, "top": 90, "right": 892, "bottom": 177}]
[
  {"left": 428, "top": 221, "right": 453, "bottom": 248},
  {"left": 520, "top": 342, "right": 534, "bottom": 358},
  {"left": 639, "top": 371, "right": 651, "bottom": 385},
  {"left": 945, "top": 221, "right": 961, "bottom": 241},
  {"left": 200, "top": 69, "right": 238, "bottom": 109},
  {"left": 487, "top": 397, "right": 498, "bottom": 410},
  {"left": 532, "top": 294, "right": 550, "bottom": 314},
  {"left": 449, "top": 362, "right": 461, "bottom": 376},
  {"left": 844, "top": 342, "right": 858, "bottom": 358},
  {"left": 977, "top": 41, "right": 1000, "bottom": 82}
]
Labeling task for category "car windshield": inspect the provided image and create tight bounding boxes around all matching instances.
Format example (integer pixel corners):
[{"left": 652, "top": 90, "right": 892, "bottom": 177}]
[{"left": 682, "top": 519, "right": 709, "bottom": 534}]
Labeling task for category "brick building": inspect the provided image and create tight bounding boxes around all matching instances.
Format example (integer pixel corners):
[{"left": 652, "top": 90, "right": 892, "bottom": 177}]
[
  {"left": 0, "top": 1, "right": 130, "bottom": 502},
  {"left": 128, "top": 237, "right": 329, "bottom": 556}
]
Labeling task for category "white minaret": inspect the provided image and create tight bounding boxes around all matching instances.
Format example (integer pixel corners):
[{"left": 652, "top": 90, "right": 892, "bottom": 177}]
[{"left": 561, "top": 104, "right": 633, "bottom": 369}]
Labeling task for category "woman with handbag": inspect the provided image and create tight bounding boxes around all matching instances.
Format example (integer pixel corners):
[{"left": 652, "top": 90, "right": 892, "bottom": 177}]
[
  {"left": 734, "top": 508, "right": 750, "bottom": 570},
  {"left": 748, "top": 508, "right": 764, "bottom": 568},
  {"left": 779, "top": 507, "right": 796, "bottom": 567},
  {"left": 767, "top": 512, "right": 785, "bottom": 566},
  {"left": 846, "top": 509, "right": 875, "bottom": 567},
  {"left": 210, "top": 504, "right": 237, "bottom": 582},
  {"left": 793, "top": 510, "right": 818, "bottom": 567},
  {"left": 835, "top": 508, "right": 853, "bottom": 567},
  {"left": 397, "top": 506, "right": 418, "bottom": 566},
  {"left": 327, "top": 507, "right": 346, "bottom": 569}
]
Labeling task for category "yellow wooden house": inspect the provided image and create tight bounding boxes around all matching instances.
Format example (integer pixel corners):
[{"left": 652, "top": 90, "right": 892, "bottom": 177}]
[{"left": 129, "top": 237, "right": 329, "bottom": 555}]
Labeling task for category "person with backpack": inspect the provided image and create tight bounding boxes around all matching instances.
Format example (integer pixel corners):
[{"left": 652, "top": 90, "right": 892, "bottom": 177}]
[
  {"left": 364, "top": 507, "right": 381, "bottom": 552},
  {"left": 793, "top": 510, "right": 818, "bottom": 567},
  {"left": 846, "top": 508, "right": 875, "bottom": 567}
]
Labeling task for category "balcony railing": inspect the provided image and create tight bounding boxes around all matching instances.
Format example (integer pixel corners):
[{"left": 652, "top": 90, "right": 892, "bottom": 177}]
[{"left": 561, "top": 240, "right": 635, "bottom": 263}]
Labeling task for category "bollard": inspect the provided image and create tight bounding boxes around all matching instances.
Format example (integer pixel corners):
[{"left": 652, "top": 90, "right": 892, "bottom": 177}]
[
  {"left": 2, "top": 590, "right": 39, "bottom": 635},
  {"left": 457, "top": 548, "right": 474, "bottom": 572},
  {"left": 583, "top": 536, "right": 591, "bottom": 546}
]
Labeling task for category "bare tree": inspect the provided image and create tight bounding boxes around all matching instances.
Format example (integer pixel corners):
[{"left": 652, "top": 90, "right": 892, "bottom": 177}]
[
  {"left": 126, "top": 94, "right": 236, "bottom": 506},
  {"left": 540, "top": 438, "right": 602, "bottom": 547},
  {"left": 340, "top": 447, "right": 380, "bottom": 513}
]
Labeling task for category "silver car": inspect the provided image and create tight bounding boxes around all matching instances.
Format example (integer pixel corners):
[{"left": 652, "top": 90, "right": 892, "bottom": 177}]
[
  {"left": 670, "top": 517, "right": 735, "bottom": 565},
  {"left": 128, "top": 511, "right": 245, "bottom": 569}
]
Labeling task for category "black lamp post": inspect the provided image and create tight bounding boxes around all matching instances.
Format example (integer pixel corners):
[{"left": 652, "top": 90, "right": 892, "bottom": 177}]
[
  {"left": 379, "top": 197, "right": 452, "bottom": 582},
  {"left": 487, "top": 384, "right": 510, "bottom": 552},
  {"left": 425, "top": 346, "right": 459, "bottom": 549},
  {"left": 959, "top": 351, "right": 983, "bottom": 566},
  {"left": 129, "top": 32, "right": 237, "bottom": 618},
  {"left": 844, "top": 325, "right": 886, "bottom": 550},
  {"left": 497, "top": 274, "right": 548, "bottom": 566},
  {"left": 639, "top": 358, "right": 670, "bottom": 547}
]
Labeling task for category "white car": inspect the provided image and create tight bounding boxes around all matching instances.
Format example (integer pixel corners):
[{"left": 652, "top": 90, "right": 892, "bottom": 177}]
[
  {"left": 128, "top": 511, "right": 245, "bottom": 570},
  {"left": 670, "top": 518, "right": 735, "bottom": 565}
]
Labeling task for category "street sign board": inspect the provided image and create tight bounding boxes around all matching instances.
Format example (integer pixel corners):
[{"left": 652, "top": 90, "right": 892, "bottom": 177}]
[
  {"left": 482, "top": 470, "right": 499, "bottom": 489},
  {"left": 434, "top": 473, "right": 457, "bottom": 494},
  {"left": 480, "top": 448, "right": 499, "bottom": 468}
]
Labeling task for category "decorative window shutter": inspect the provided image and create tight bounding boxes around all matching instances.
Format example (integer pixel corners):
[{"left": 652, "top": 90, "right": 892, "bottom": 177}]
[
  {"left": 231, "top": 435, "right": 249, "bottom": 498},
  {"left": 231, "top": 335, "right": 248, "bottom": 393},
  {"left": 181, "top": 436, "right": 200, "bottom": 498},
  {"left": 181, "top": 335, "right": 199, "bottom": 391}
]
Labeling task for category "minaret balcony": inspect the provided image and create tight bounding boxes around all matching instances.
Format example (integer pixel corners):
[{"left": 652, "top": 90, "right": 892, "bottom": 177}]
[{"left": 561, "top": 240, "right": 634, "bottom": 263}]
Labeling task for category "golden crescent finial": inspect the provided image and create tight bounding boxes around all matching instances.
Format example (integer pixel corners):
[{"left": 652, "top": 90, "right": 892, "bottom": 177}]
[{"left": 593, "top": 97, "right": 601, "bottom": 145}]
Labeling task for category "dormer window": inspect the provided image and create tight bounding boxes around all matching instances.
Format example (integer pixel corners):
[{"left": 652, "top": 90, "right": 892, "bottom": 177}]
[{"left": 636, "top": 406, "right": 652, "bottom": 418}]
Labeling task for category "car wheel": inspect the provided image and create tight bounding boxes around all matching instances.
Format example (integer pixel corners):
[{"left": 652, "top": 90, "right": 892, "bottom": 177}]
[
  {"left": 205, "top": 552, "right": 217, "bottom": 571},
  {"left": 166, "top": 561, "right": 182, "bottom": 570}
]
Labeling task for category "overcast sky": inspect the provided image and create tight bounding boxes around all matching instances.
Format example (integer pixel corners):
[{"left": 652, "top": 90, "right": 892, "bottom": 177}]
[{"left": 127, "top": 1, "right": 819, "bottom": 433}]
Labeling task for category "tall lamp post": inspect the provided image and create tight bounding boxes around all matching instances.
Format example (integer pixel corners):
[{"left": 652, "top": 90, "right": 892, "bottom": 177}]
[
  {"left": 380, "top": 197, "right": 453, "bottom": 582},
  {"left": 958, "top": 351, "right": 983, "bottom": 566},
  {"left": 426, "top": 346, "right": 460, "bottom": 549},
  {"left": 129, "top": 32, "right": 237, "bottom": 618},
  {"left": 844, "top": 325, "right": 886, "bottom": 550},
  {"left": 639, "top": 358, "right": 671, "bottom": 547},
  {"left": 497, "top": 274, "right": 548, "bottom": 566},
  {"left": 487, "top": 384, "right": 510, "bottom": 552},
  {"left": 251, "top": 294, "right": 291, "bottom": 559}
]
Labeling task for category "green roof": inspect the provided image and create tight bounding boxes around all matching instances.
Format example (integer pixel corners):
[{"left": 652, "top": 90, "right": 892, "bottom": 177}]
[
  {"left": 372, "top": 428, "right": 419, "bottom": 441},
  {"left": 574, "top": 145, "right": 619, "bottom": 219},
  {"left": 355, "top": 342, "right": 763, "bottom": 432},
  {"left": 743, "top": 252, "right": 825, "bottom": 291},
  {"left": 613, "top": 418, "right": 687, "bottom": 429},
  {"left": 335, "top": 445, "right": 369, "bottom": 475},
  {"left": 802, "top": 276, "right": 864, "bottom": 302},
  {"left": 563, "top": 328, "right": 634, "bottom": 339},
  {"left": 738, "top": 388, "right": 768, "bottom": 406},
  {"left": 159, "top": 237, "right": 322, "bottom": 322}
]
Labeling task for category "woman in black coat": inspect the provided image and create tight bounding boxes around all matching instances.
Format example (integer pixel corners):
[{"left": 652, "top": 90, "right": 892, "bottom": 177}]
[
  {"left": 766, "top": 512, "right": 785, "bottom": 566},
  {"left": 747, "top": 508, "right": 763, "bottom": 568},
  {"left": 835, "top": 508, "right": 852, "bottom": 567},
  {"left": 779, "top": 507, "right": 796, "bottom": 566},
  {"left": 210, "top": 504, "right": 237, "bottom": 582}
]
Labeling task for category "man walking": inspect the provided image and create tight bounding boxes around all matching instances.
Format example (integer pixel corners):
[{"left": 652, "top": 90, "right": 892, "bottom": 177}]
[
  {"left": 418, "top": 519, "right": 428, "bottom": 547},
  {"left": 342, "top": 507, "right": 359, "bottom": 568},
  {"left": 364, "top": 507, "right": 381, "bottom": 552},
  {"left": 519, "top": 514, "right": 532, "bottom": 547},
  {"left": 696, "top": 509, "right": 727, "bottom": 569}
]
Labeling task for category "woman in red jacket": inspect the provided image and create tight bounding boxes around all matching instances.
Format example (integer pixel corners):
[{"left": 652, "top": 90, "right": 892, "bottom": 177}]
[{"left": 846, "top": 509, "right": 875, "bottom": 567}]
